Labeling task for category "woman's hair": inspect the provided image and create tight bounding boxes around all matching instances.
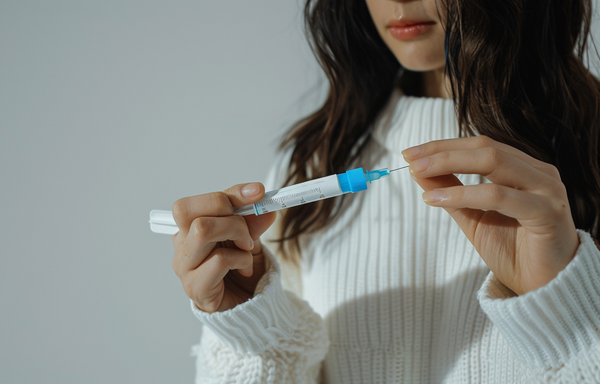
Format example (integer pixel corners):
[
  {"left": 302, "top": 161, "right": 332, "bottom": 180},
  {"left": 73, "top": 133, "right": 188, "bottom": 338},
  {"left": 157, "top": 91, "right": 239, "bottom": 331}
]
[{"left": 276, "top": 0, "right": 600, "bottom": 261}]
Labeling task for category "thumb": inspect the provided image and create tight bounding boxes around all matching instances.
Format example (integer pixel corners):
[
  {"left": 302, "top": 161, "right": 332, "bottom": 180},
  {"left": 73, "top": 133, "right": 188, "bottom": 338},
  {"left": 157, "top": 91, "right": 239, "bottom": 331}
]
[
  {"left": 223, "top": 182, "right": 266, "bottom": 207},
  {"left": 222, "top": 182, "right": 277, "bottom": 240}
]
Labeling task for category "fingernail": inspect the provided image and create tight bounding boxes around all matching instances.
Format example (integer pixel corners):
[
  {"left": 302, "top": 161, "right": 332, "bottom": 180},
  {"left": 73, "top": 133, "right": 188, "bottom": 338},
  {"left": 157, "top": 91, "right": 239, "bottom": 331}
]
[
  {"left": 402, "top": 145, "right": 424, "bottom": 159},
  {"left": 411, "top": 157, "right": 431, "bottom": 173},
  {"left": 241, "top": 183, "right": 260, "bottom": 197},
  {"left": 422, "top": 190, "right": 447, "bottom": 204}
]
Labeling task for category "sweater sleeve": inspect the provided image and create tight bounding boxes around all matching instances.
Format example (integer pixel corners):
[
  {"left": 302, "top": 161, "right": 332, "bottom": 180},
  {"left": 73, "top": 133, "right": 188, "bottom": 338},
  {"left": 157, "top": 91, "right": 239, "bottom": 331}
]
[
  {"left": 477, "top": 230, "right": 600, "bottom": 383},
  {"left": 189, "top": 149, "right": 329, "bottom": 383},
  {"left": 190, "top": 246, "right": 329, "bottom": 384}
]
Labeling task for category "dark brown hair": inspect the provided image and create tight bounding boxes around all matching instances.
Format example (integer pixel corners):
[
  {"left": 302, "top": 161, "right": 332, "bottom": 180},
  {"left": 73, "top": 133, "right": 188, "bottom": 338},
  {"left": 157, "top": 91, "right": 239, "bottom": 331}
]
[{"left": 276, "top": 0, "right": 600, "bottom": 261}]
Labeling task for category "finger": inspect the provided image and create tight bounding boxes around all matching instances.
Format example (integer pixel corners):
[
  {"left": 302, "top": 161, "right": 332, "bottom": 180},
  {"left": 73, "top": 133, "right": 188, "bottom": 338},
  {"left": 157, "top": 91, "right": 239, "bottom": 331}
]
[
  {"left": 410, "top": 171, "right": 483, "bottom": 246},
  {"left": 188, "top": 247, "right": 254, "bottom": 299},
  {"left": 411, "top": 170, "right": 464, "bottom": 191},
  {"left": 172, "top": 182, "right": 266, "bottom": 235},
  {"left": 223, "top": 182, "right": 265, "bottom": 208},
  {"left": 243, "top": 211, "right": 277, "bottom": 241},
  {"left": 175, "top": 216, "right": 253, "bottom": 273},
  {"left": 402, "top": 135, "right": 552, "bottom": 174},
  {"left": 408, "top": 147, "right": 554, "bottom": 191},
  {"left": 422, "top": 184, "right": 551, "bottom": 224}
]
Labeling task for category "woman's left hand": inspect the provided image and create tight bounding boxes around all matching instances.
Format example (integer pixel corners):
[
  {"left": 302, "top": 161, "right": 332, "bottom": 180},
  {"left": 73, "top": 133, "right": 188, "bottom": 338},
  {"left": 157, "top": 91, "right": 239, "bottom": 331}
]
[{"left": 402, "top": 136, "right": 580, "bottom": 295}]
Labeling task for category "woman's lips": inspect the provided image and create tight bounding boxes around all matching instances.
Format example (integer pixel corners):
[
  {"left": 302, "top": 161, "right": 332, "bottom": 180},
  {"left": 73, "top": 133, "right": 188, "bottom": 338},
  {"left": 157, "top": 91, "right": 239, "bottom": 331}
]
[{"left": 388, "top": 20, "right": 435, "bottom": 40}]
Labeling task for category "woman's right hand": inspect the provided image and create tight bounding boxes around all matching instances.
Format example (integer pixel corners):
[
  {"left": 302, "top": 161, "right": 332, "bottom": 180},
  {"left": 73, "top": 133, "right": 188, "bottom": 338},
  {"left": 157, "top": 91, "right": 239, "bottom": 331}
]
[{"left": 171, "top": 183, "right": 277, "bottom": 313}]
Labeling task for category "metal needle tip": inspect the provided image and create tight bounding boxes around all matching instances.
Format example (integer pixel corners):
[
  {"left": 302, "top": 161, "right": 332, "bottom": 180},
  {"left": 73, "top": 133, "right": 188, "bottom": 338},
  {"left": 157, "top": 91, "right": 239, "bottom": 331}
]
[{"left": 390, "top": 165, "right": 409, "bottom": 172}]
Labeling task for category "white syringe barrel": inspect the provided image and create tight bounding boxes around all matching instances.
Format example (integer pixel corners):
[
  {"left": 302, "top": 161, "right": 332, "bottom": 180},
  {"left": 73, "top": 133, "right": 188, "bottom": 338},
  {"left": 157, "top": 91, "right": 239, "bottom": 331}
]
[
  {"left": 149, "top": 168, "right": 375, "bottom": 234},
  {"left": 236, "top": 167, "right": 369, "bottom": 216},
  {"left": 238, "top": 175, "right": 340, "bottom": 215}
]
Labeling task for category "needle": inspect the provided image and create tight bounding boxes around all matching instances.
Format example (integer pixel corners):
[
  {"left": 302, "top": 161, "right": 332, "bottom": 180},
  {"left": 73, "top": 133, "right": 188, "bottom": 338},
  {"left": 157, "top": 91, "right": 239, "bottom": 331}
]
[{"left": 389, "top": 165, "right": 409, "bottom": 173}]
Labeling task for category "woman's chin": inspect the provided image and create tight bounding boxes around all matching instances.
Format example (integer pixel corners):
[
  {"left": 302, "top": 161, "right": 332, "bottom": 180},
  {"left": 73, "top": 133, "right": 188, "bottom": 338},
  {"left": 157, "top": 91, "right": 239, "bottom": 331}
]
[
  {"left": 388, "top": 42, "right": 446, "bottom": 72},
  {"left": 394, "top": 57, "right": 445, "bottom": 72}
]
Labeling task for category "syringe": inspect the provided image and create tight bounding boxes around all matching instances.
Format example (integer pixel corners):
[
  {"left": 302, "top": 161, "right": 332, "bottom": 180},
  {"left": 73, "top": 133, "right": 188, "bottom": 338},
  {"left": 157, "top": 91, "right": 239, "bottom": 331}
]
[{"left": 149, "top": 166, "right": 407, "bottom": 235}]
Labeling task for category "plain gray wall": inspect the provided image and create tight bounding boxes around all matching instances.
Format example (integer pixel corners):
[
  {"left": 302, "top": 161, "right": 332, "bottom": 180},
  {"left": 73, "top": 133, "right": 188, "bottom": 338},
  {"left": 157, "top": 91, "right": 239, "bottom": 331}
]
[
  {"left": 2, "top": 1, "right": 600, "bottom": 383},
  {"left": 0, "top": 1, "right": 321, "bottom": 383}
]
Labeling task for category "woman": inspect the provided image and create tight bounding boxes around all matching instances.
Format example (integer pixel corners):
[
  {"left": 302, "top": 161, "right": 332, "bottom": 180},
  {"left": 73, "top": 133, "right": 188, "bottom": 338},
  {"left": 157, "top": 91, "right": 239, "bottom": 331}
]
[{"left": 171, "top": 0, "right": 600, "bottom": 382}]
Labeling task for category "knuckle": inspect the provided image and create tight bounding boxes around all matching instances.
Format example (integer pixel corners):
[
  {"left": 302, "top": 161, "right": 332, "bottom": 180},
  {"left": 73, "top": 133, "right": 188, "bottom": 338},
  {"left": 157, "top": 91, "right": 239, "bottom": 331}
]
[
  {"left": 192, "top": 217, "right": 214, "bottom": 240},
  {"left": 172, "top": 256, "right": 180, "bottom": 276},
  {"left": 556, "top": 181, "right": 568, "bottom": 196},
  {"left": 543, "top": 163, "right": 561, "bottom": 178},
  {"left": 234, "top": 213, "right": 247, "bottom": 224},
  {"left": 427, "top": 140, "right": 440, "bottom": 153},
  {"left": 548, "top": 196, "right": 570, "bottom": 217},
  {"left": 210, "top": 192, "right": 232, "bottom": 211},
  {"left": 483, "top": 146, "right": 503, "bottom": 167},
  {"left": 171, "top": 198, "right": 189, "bottom": 222},
  {"left": 183, "top": 279, "right": 196, "bottom": 300},
  {"left": 212, "top": 250, "right": 230, "bottom": 270},
  {"left": 435, "top": 151, "right": 451, "bottom": 164},
  {"left": 486, "top": 184, "right": 506, "bottom": 203},
  {"left": 172, "top": 251, "right": 188, "bottom": 278},
  {"left": 475, "top": 135, "right": 494, "bottom": 148},
  {"left": 541, "top": 177, "right": 568, "bottom": 198},
  {"left": 233, "top": 215, "right": 249, "bottom": 234}
]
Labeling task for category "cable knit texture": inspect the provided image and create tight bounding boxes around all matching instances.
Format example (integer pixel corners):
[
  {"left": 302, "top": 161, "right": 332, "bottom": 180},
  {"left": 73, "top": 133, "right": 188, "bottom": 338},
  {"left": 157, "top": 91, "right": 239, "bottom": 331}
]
[
  {"left": 191, "top": 247, "right": 329, "bottom": 383},
  {"left": 191, "top": 91, "right": 600, "bottom": 383}
]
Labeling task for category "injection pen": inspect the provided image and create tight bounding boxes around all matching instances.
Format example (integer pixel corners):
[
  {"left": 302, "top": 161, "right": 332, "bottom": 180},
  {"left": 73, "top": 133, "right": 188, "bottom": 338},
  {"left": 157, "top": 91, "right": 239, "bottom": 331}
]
[{"left": 149, "top": 166, "right": 407, "bottom": 235}]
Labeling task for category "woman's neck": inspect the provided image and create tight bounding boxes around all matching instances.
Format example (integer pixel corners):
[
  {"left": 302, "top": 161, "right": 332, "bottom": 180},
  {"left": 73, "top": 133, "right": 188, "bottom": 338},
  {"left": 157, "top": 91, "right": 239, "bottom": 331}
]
[
  {"left": 421, "top": 68, "right": 451, "bottom": 99},
  {"left": 399, "top": 68, "right": 452, "bottom": 99}
]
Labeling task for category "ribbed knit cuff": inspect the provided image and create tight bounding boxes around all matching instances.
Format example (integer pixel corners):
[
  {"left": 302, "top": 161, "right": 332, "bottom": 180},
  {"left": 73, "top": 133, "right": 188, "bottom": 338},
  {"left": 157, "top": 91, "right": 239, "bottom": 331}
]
[
  {"left": 191, "top": 246, "right": 299, "bottom": 355},
  {"left": 478, "top": 230, "right": 600, "bottom": 370}
]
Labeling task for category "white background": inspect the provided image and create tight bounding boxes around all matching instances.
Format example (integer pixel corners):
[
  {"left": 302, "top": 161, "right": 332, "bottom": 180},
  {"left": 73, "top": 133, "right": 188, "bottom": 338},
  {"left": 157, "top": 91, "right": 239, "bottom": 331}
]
[
  {"left": 1, "top": 1, "right": 322, "bottom": 383},
  {"left": 1, "top": 1, "right": 599, "bottom": 383}
]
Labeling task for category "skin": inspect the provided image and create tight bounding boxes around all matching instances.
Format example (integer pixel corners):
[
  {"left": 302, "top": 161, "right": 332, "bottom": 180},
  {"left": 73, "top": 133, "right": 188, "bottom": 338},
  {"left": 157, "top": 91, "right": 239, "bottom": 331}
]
[
  {"left": 402, "top": 137, "right": 579, "bottom": 295},
  {"left": 172, "top": 184, "right": 276, "bottom": 312},
  {"left": 365, "top": 0, "right": 449, "bottom": 98},
  {"left": 173, "top": 0, "right": 581, "bottom": 313},
  {"left": 365, "top": 0, "right": 580, "bottom": 294}
]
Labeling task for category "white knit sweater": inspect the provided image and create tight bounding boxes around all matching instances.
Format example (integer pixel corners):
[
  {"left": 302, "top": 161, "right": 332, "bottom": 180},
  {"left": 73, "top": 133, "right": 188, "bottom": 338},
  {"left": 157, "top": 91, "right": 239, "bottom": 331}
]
[{"left": 191, "top": 92, "right": 600, "bottom": 383}]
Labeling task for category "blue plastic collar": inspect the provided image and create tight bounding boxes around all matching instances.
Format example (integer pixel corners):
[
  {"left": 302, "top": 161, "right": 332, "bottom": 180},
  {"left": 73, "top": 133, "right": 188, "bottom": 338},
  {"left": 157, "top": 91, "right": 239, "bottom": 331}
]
[{"left": 337, "top": 167, "right": 368, "bottom": 193}]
